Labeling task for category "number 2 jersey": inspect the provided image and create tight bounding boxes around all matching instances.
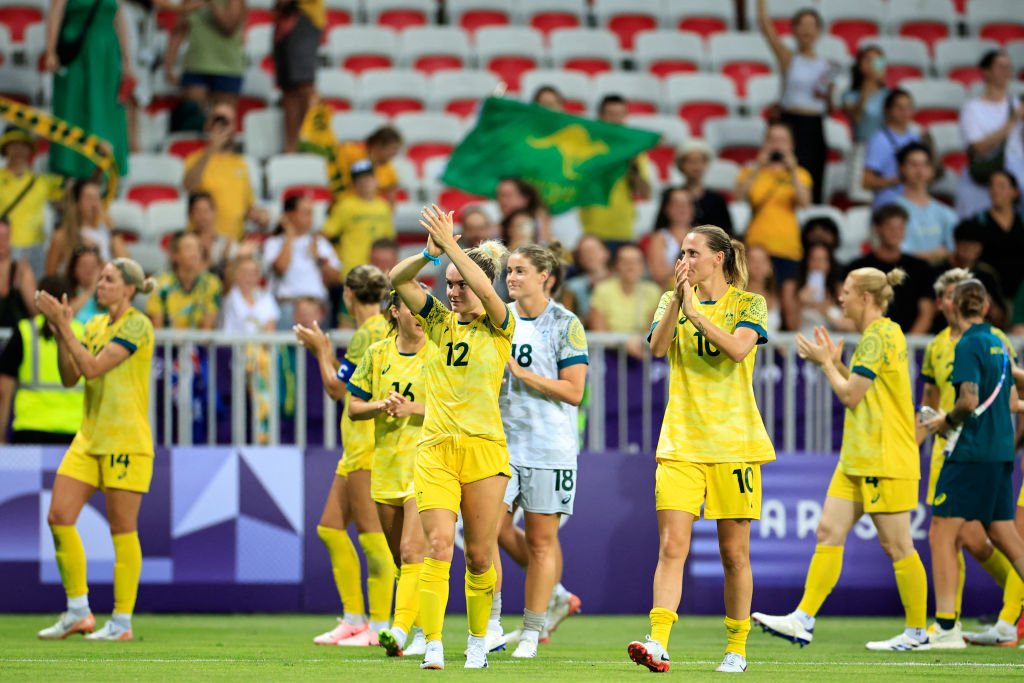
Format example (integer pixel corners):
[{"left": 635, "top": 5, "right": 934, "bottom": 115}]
[
  {"left": 651, "top": 287, "right": 775, "bottom": 464},
  {"left": 415, "top": 294, "right": 515, "bottom": 448},
  {"left": 499, "top": 300, "right": 589, "bottom": 469}
]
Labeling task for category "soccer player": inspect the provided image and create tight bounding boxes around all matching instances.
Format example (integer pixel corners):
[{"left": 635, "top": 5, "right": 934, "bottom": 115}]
[
  {"left": 496, "top": 242, "right": 588, "bottom": 659},
  {"left": 754, "top": 267, "right": 930, "bottom": 651},
  {"left": 295, "top": 265, "right": 395, "bottom": 646},
  {"left": 347, "top": 289, "right": 433, "bottom": 658},
  {"left": 35, "top": 258, "right": 156, "bottom": 641},
  {"left": 389, "top": 205, "right": 512, "bottom": 670},
  {"left": 922, "top": 279, "right": 1024, "bottom": 648},
  {"left": 628, "top": 225, "right": 775, "bottom": 674}
]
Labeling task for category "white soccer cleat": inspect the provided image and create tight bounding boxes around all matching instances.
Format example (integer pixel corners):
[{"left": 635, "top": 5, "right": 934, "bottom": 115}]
[
  {"left": 627, "top": 636, "right": 671, "bottom": 673},
  {"left": 545, "top": 591, "right": 581, "bottom": 640},
  {"left": 378, "top": 628, "right": 406, "bottom": 657},
  {"left": 485, "top": 627, "right": 507, "bottom": 652},
  {"left": 313, "top": 618, "right": 367, "bottom": 645},
  {"left": 404, "top": 629, "right": 427, "bottom": 657},
  {"left": 511, "top": 637, "right": 538, "bottom": 658},
  {"left": 963, "top": 621, "right": 1019, "bottom": 647},
  {"left": 37, "top": 612, "right": 95, "bottom": 640},
  {"left": 420, "top": 640, "right": 445, "bottom": 670},
  {"left": 926, "top": 624, "right": 966, "bottom": 650},
  {"left": 503, "top": 628, "right": 522, "bottom": 649},
  {"left": 465, "top": 635, "right": 489, "bottom": 669},
  {"left": 865, "top": 632, "right": 931, "bottom": 651},
  {"left": 84, "top": 620, "right": 133, "bottom": 641},
  {"left": 752, "top": 612, "right": 813, "bottom": 646},
  {"left": 715, "top": 652, "right": 747, "bottom": 673}
]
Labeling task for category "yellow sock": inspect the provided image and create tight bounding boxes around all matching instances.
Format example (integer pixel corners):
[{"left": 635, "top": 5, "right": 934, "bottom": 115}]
[
  {"left": 724, "top": 616, "right": 751, "bottom": 658},
  {"left": 796, "top": 545, "right": 843, "bottom": 616},
  {"left": 51, "top": 525, "right": 88, "bottom": 600},
  {"left": 893, "top": 551, "right": 928, "bottom": 629},
  {"left": 112, "top": 532, "right": 142, "bottom": 615},
  {"left": 649, "top": 607, "right": 678, "bottom": 649},
  {"left": 954, "top": 550, "right": 967, "bottom": 616},
  {"left": 419, "top": 558, "right": 450, "bottom": 642},
  {"left": 359, "top": 532, "right": 396, "bottom": 624},
  {"left": 980, "top": 548, "right": 1013, "bottom": 589},
  {"left": 317, "top": 525, "right": 365, "bottom": 616},
  {"left": 465, "top": 564, "right": 497, "bottom": 638},
  {"left": 997, "top": 569, "right": 1024, "bottom": 625},
  {"left": 394, "top": 562, "right": 422, "bottom": 633}
]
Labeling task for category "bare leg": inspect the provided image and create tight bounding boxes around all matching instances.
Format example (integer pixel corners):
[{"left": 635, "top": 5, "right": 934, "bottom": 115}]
[
  {"left": 523, "top": 512, "right": 561, "bottom": 614},
  {"left": 346, "top": 470, "right": 383, "bottom": 534},
  {"left": 652, "top": 510, "right": 696, "bottom": 611},
  {"left": 717, "top": 519, "right": 752, "bottom": 619}
]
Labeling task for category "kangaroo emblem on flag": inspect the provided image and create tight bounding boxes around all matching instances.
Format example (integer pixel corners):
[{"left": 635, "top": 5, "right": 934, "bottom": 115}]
[{"left": 527, "top": 125, "right": 610, "bottom": 179}]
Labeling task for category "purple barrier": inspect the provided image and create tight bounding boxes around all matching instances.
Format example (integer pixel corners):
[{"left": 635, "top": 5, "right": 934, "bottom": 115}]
[{"left": 0, "top": 447, "right": 1017, "bottom": 616}]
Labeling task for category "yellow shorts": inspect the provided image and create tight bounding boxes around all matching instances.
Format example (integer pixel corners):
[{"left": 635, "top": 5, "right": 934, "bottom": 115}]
[
  {"left": 337, "top": 447, "right": 374, "bottom": 476},
  {"left": 655, "top": 460, "right": 762, "bottom": 520},
  {"left": 826, "top": 464, "right": 917, "bottom": 514},
  {"left": 56, "top": 442, "right": 154, "bottom": 493},
  {"left": 415, "top": 436, "right": 511, "bottom": 514},
  {"left": 926, "top": 442, "right": 946, "bottom": 505},
  {"left": 374, "top": 493, "right": 416, "bottom": 508}
]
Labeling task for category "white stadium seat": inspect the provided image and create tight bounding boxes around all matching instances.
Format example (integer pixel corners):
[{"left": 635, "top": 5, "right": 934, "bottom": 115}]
[
  {"left": 663, "top": 0, "right": 735, "bottom": 37},
  {"left": 633, "top": 30, "right": 705, "bottom": 78},
  {"left": 548, "top": 28, "right": 621, "bottom": 75},
  {"left": 322, "top": 26, "right": 398, "bottom": 71},
  {"left": 428, "top": 69, "right": 500, "bottom": 117},
  {"left": 243, "top": 109, "right": 283, "bottom": 161},
  {"left": 331, "top": 111, "right": 389, "bottom": 142},
  {"left": 860, "top": 36, "right": 931, "bottom": 81},
  {"left": 314, "top": 69, "right": 357, "bottom": 109},
  {"left": 592, "top": 72, "right": 662, "bottom": 115},
  {"left": 144, "top": 200, "right": 188, "bottom": 244},
  {"left": 265, "top": 154, "right": 329, "bottom": 201},
  {"left": 397, "top": 26, "right": 471, "bottom": 73},
  {"left": 356, "top": 69, "right": 429, "bottom": 116},
  {"left": 663, "top": 73, "right": 738, "bottom": 135},
  {"left": 519, "top": 69, "right": 594, "bottom": 114}
]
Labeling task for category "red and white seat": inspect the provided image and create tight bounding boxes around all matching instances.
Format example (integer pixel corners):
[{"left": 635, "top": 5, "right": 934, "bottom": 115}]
[
  {"left": 323, "top": 26, "right": 398, "bottom": 74},
  {"left": 888, "top": 0, "right": 958, "bottom": 55},
  {"left": 744, "top": 74, "right": 781, "bottom": 119},
  {"left": 625, "top": 114, "right": 690, "bottom": 182},
  {"left": 818, "top": 0, "right": 885, "bottom": 55},
  {"left": 108, "top": 200, "right": 146, "bottom": 240},
  {"left": 236, "top": 69, "right": 276, "bottom": 128},
  {"left": 744, "top": 0, "right": 808, "bottom": 37},
  {"left": 548, "top": 28, "right": 620, "bottom": 76},
  {"left": 592, "top": 0, "right": 662, "bottom": 52},
  {"left": 367, "top": 0, "right": 434, "bottom": 31},
  {"left": 266, "top": 154, "right": 329, "bottom": 202},
  {"left": 447, "top": 0, "right": 513, "bottom": 35},
  {"left": 315, "top": 69, "right": 357, "bottom": 111},
  {"left": 935, "top": 38, "right": 1000, "bottom": 88},
  {"left": 473, "top": 26, "right": 545, "bottom": 92},
  {"left": 966, "top": 0, "right": 1024, "bottom": 45},
  {"left": 708, "top": 31, "right": 774, "bottom": 97},
  {"left": 0, "top": 65, "right": 39, "bottom": 104},
  {"left": 429, "top": 69, "right": 500, "bottom": 118},
  {"left": 519, "top": 69, "right": 593, "bottom": 114},
  {"left": 143, "top": 200, "right": 188, "bottom": 246},
  {"left": 398, "top": 26, "right": 471, "bottom": 75},
  {"left": 331, "top": 111, "right": 390, "bottom": 143},
  {"left": 663, "top": 74, "right": 738, "bottom": 136},
  {"left": 864, "top": 36, "right": 931, "bottom": 86},
  {"left": 516, "top": 0, "right": 585, "bottom": 41},
  {"left": 593, "top": 72, "right": 662, "bottom": 115},
  {"left": 0, "top": 0, "right": 44, "bottom": 42},
  {"left": 323, "top": 0, "right": 359, "bottom": 38},
  {"left": 664, "top": 0, "right": 734, "bottom": 40},
  {"left": 1008, "top": 40, "right": 1024, "bottom": 79},
  {"left": 633, "top": 30, "right": 704, "bottom": 78},
  {"left": 393, "top": 112, "right": 464, "bottom": 175},
  {"left": 705, "top": 117, "right": 767, "bottom": 166},
  {"left": 243, "top": 24, "right": 274, "bottom": 76},
  {"left": 928, "top": 121, "right": 967, "bottom": 173},
  {"left": 243, "top": 109, "right": 283, "bottom": 161},
  {"left": 356, "top": 69, "right": 429, "bottom": 117},
  {"left": 901, "top": 78, "right": 968, "bottom": 125},
  {"left": 124, "top": 154, "right": 184, "bottom": 207}
]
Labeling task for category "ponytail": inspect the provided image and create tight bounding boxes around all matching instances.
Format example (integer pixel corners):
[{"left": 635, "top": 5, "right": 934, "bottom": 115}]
[
  {"left": 690, "top": 225, "right": 747, "bottom": 289},
  {"left": 848, "top": 266, "right": 906, "bottom": 312},
  {"left": 111, "top": 257, "right": 156, "bottom": 295},
  {"left": 953, "top": 278, "right": 988, "bottom": 319},
  {"left": 466, "top": 239, "right": 508, "bottom": 280}
]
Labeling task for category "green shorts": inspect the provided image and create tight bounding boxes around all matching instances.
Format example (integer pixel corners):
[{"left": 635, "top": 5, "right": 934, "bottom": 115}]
[{"left": 932, "top": 460, "right": 1015, "bottom": 525}]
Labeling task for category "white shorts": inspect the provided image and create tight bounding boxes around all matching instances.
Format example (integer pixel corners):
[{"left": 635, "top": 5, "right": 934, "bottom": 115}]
[{"left": 504, "top": 465, "right": 576, "bottom": 516}]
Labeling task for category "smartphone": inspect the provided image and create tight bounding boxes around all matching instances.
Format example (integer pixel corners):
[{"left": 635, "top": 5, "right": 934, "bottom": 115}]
[{"left": 918, "top": 406, "right": 941, "bottom": 423}]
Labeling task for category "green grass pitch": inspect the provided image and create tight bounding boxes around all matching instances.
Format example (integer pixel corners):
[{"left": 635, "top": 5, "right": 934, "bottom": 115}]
[{"left": 2, "top": 614, "right": 1022, "bottom": 681}]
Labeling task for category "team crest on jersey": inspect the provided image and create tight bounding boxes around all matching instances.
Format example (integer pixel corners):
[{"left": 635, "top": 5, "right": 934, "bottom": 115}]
[
  {"left": 567, "top": 318, "right": 587, "bottom": 351},
  {"left": 723, "top": 312, "right": 735, "bottom": 327}
]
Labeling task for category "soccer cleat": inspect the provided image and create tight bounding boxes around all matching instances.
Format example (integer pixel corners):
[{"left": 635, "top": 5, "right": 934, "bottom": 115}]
[
  {"left": 511, "top": 637, "right": 538, "bottom": 659},
  {"left": 37, "top": 612, "right": 95, "bottom": 640},
  {"left": 337, "top": 629, "right": 379, "bottom": 646},
  {"left": 865, "top": 632, "right": 930, "bottom": 651},
  {"left": 927, "top": 624, "right": 966, "bottom": 650},
  {"left": 313, "top": 619, "right": 367, "bottom": 645},
  {"left": 465, "top": 635, "right": 489, "bottom": 669},
  {"left": 84, "top": 620, "right": 133, "bottom": 641},
  {"left": 751, "top": 612, "right": 813, "bottom": 646},
  {"left": 503, "top": 628, "right": 522, "bottom": 649},
  {"left": 963, "top": 621, "right": 1019, "bottom": 647},
  {"left": 715, "top": 652, "right": 747, "bottom": 673},
  {"left": 404, "top": 629, "right": 427, "bottom": 657},
  {"left": 420, "top": 640, "right": 444, "bottom": 670},
  {"left": 378, "top": 628, "right": 405, "bottom": 657},
  {"left": 545, "top": 592, "right": 581, "bottom": 639},
  {"left": 628, "top": 636, "right": 671, "bottom": 673},
  {"left": 485, "top": 627, "right": 507, "bottom": 652}
]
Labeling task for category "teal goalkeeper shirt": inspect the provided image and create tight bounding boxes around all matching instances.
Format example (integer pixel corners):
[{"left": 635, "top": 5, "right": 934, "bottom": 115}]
[{"left": 948, "top": 323, "right": 1014, "bottom": 463}]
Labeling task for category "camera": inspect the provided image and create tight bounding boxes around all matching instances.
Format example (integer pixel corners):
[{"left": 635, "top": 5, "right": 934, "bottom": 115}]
[
  {"left": 769, "top": 150, "right": 784, "bottom": 163},
  {"left": 212, "top": 114, "right": 230, "bottom": 128}
]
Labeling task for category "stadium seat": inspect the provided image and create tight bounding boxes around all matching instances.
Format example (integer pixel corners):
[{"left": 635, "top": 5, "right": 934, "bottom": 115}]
[
  {"left": 163, "top": 134, "right": 207, "bottom": 160},
  {"left": 398, "top": 26, "right": 471, "bottom": 75},
  {"left": 633, "top": 30, "right": 704, "bottom": 78},
  {"left": 244, "top": 25, "right": 273, "bottom": 76},
  {"left": 108, "top": 199, "right": 147, "bottom": 238},
  {"left": 0, "top": 65, "right": 38, "bottom": 103},
  {"left": 323, "top": 26, "right": 397, "bottom": 74},
  {"left": 928, "top": 121, "right": 967, "bottom": 173},
  {"left": 243, "top": 0, "right": 274, "bottom": 33},
  {"left": 592, "top": 0, "right": 662, "bottom": 52},
  {"left": 124, "top": 154, "right": 185, "bottom": 207},
  {"left": 429, "top": 69, "right": 500, "bottom": 118},
  {"left": 19, "top": 22, "right": 45, "bottom": 71},
  {"left": 420, "top": 156, "right": 449, "bottom": 200},
  {"left": 356, "top": 69, "right": 429, "bottom": 117},
  {"left": 705, "top": 117, "right": 766, "bottom": 166},
  {"left": 146, "top": 72, "right": 180, "bottom": 115},
  {"left": 1008, "top": 40, "right": 1024, "bottom": 79},
  {"left": 966, "top": 0, "right": 1024, "bottom": 45},
  {"left": 728, "top": 201, "right": 751, "bottom": 237},
  {"left": 331, "top": 111, "right": 389, "bottom": 142},
  {"left": 137, "top": 110, "right": 170, "bottom": 154},
  {"left": 393, "top": 112, "right": 464, "bottom": 175},
  {"left": 314, "top": 70, "right": 356, "bottom": 111},
  {"left": 824, "top": 118, "right": 852, "bottom": 163},
  {"left": 824, "top": 161, "right": 851, "bottom": 206},
  {"left": 548, "top": 28, "right": 620, "bottom": 76},
  {"left": 704, "top": 159, "right": 741, "bottom": 200},
  {"left": 862, "top": 37, "right": 931, "bottom": 88},
  {"left": 244, "top": 155, "right": 265, "bottom": 200},
  {"left": 447, "top": 0, "right": 513, "bottom": 34},
  {"left": 367, "top": 0, "right": 434, "bottom": 31},
  {"left": 935, "top": 38, "right": 1000, "bottom": 87},
  {"left": 901, "top": 78, "right": 968, "bottom": 125},
  {"left": 839, "top": 206, "right": 873, "bottom": 263},
  {"left": 266, "top": 154, "right": 329, "bottom": 201},
  {"left": 888, "top": 0, "right": 958, "bottom": 54},
  {"left": 519, "top": 69, "right": 593, "bottom": 114},
  {"left": 664, "top": 74, "right": 738, "bottom": 135},
  {"left": 798, "top": 203, "right": 848, "bottom": 241},
  {"left": 143, "top": 200, "right": 188, "bottom": 245},
  {"left": 389, "top": 156, "right": 418, "bottom": 199},
  {"left": 323, "top": 0, "right": 359, "bottom": 38},
  {"left": 243, "top": 108, "right": 283, "bottom": 161},
  {"left": 744, "top": 74, "right": 780, "bottom": 119},
  {"left": 0, "top": 0, "right": 43, "bottom": 42},
  {"left": 593, "top": 72, "right": 661, "bottom": 115},
  {"left": 473, "top": 26, "right": 544, "bottom": 93},
  {"left": 236, "top": 70, "right": 276, "bottom": 130},
  {"left": 517, "top": 0, "right": 585, "bottom": 41},
  {"left": 438, "top": 187, "right": 488, "bottom": 215},
  {"left": 708, "top": 32, "right": 774, "bottom": 97},
  {"left": 818, "top": 0, "right": 884, "bottom": 55},
  {"left": 664, "top": 0, "right": 734, "bottom": 40},
  {"left": 625, "top": 114, "right": 690, "bottom": 182}
]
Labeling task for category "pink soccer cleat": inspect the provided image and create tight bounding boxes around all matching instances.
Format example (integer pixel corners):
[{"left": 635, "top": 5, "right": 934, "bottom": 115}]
[
  {"left": 313, "top": 619, "right": 367, "bottom": 645},
  {"left": 337, "top": 629, "right": 380, "bottom": 647}
]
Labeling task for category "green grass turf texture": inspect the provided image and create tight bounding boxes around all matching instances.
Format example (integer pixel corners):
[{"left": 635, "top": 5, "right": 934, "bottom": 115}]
[{"left": 1, "top": 614, "right": 1022, "bottom": 681}]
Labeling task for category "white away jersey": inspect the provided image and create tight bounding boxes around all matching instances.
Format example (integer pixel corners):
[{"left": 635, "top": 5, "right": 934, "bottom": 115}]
[{"left": 499, "top": 300, "right": 589, "bottom": 468}]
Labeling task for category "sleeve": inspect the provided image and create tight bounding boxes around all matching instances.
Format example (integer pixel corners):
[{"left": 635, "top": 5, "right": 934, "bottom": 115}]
[
  {"left": 339, "top": 326, "right": 371, "bottom": 381},
  {"left": 994, "top": 328, "right": 1018, "bottom": 363},
  {"left": 796, "top": 167, "right": 813, "bottom": 192},
  {"left": 950, "top": 338, "right": 982, "bottom": 387},
  {"left": 0, "top": 329, "right": 24, "bottom": 377},
  {"left": 262, "top": 237, "right": 282, "bottom": 269},
  {"left": 648, "top": 290, "right": 675, "bottom": 342},
  {"left": 862, "top": 132, "right": 888, "bottom": 173},
  {"left": 317, "top": 236, "right": 342, "bottom": 269},
  {"left": 112, "top": 313, "right": 153, "bottom": 354},
  {"left": 491, "top": 303, "right": 515, "bottom": 340},
  {"left": 941, "top": 206, "right": 958, "bottom": 252},
  {"left": 557, "top": 315, "right": 589, "bottom": 369},
  {"left": 921, "top": 339, "right": 937, "bottom": 385},
  {"left": 380, "top": 163, "right": 399, "bottom": 191},
  {"left": 850, "top": 323, "right": 886, "bottom": 380},
  {"left": 346, "top": 346, "right": 375, "bottom": 401},
  {"left": 414, "top": 294, "right": 451, "bottom": 345},
  {"left": 736, "top": 293, "right": 769, "bottom": 344},
  {"left": 240, "top": 159, "right": 255, "bottom": 208},
  {"left": 321, "top": 200, "right": 345, "bottom": 242},
  {"left": 207, "top": 275, "right": 223, "bottom": 314},
  {"left": 959, "top": 101, "right": 989, "bottom": 143},
  {"left": 261, "top": 293, "right": 281, "bottom": 327}
]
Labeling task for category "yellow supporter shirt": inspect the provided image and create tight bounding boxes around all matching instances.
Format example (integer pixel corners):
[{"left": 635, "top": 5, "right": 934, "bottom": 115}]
[
  {"left": 652, "top": 287, "right": 776, "bottom": 464},
  {"left": 590, "top": 277, "right": 663, "bottom": 335},
  {"left": 322, "top": 194, "right": 395, "bottom": 277},
  {"left": 335, "top": 141, "right": 399, "bottom": 198},
  {"left": 144, "top": 271, "right": 222, "bottom": 329},
  {"left": 182, "top": 149, "right": 254, "bottom": 240},
  {"left": 415, "top": 294, "right": 515, "bottom": 448},
  {"left": 72, "top": 308, "right": 154, "bottom": 455},
  {"left": 347, "top": 337, "right": 435, "bottom": 500},
  {"left": 579, "top": 154, "right": 651, "bottom": 242},
  {"left": 296, "top": 0, "right": 325, "bottom": 28},
  {"left": 841, "top": 317, "right": 919, "bottom": 479},
  {"left": 0, "top": 169, "right": 64, "bottom": 247},
  {"left": 736, "top": 165, "right": 812, "bottom": 261},
  {"left": 337, "top": 314, "right": 392, "bottom": 460}
]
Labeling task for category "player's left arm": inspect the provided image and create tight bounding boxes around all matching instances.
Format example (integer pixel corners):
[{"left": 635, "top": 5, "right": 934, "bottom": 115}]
[
  {"left": 506, "top": 361, "right": 587, "bottom": 406},
  {"left": 820, "top": 362, "right": 873, "bottom": 408},
  {"left": 946, "top": 381, "right": 979, "bottom": 427}
]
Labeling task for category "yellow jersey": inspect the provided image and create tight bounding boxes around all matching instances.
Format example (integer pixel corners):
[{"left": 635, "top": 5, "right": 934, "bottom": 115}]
[
  {"left": 736, "top": 165, "right": 812, "bottom": 261},
  {"left": 0, "top": 169, "right": 64, "bottom": 247},
  {"left": 322, "top": 194, "right": 395, "bottom": 278},
  {"left": 347, "top": 337, "right": 435, "bottom": 499},
  {"left": 144, "top": 270, "right": 222, "bottom": 329},
  {"left": 841, "top": 317, "right": 919, "bottom": 479},
  {"left": 415, "top": 294, "right": 515, "bottom": 447},
  {"left": 652, "top": 287, "right": 776, "bottom": 464},
  {"left": 182, "top": 149, "right": 255, "bottom": 240},
  {"left": 335, "top": 141, "right": 399, "bottom": 198},
  {"left": 72, "top": 308, "right": 154, "bottom": 455},
  {"left": 337, "top": 313, "right": 391, "bottom": 460}
]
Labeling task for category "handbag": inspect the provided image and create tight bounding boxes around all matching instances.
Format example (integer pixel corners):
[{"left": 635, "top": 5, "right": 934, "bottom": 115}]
[
  {"left": 967, "top": 98, "right": 1014, "bottom": 185},
  {"left": 55, "top": 0, "right": 105, "bottom": 67}
]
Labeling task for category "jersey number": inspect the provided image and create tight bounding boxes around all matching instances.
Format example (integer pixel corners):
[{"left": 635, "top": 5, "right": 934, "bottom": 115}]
[
  {"left": 732, "top": 467, "right": 754, "bottom": 494},
  {"left": 110, "top": 453, "right": 131, "bottom": 480},
  {"left": 391, "top": 382, "right": 415, "bottom": 401},
  {"left": 445, "top": 341, "right": 469, "bottom": 367},
  {"left": 694, "top": 331, "right": 720, "bottom": 357},
  {"left": 511, "top": 343, "right": 533, "bottom": 367},
  {"left": 553, "top": 469, "right": 575, "bottom": 492}
]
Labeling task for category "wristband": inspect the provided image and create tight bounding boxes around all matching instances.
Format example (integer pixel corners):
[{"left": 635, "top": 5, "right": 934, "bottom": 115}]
[
  {"left": 421, "top": 248, "right": 440, "bottom": 266},
  {"left": 944, "top": 413, "right": 955, "bottom": 428}
]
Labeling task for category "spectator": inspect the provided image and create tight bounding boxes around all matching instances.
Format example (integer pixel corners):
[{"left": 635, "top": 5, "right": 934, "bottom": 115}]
[
  {"left": 647, "top": 187, "right": 694, "bottom": 289},
  {"left": 496, "top": 177, "right": 550, "bottom": 242},
  {"left": 368, "top": 238, "right": 399, "bottom": 274},
  {"left": 0, "top": 218, "right": 37, "bottom": 329},
  {"left": 263, "top": 193, "right": 340, "bottom": 321},
  {"left": 757, "top": 0, "right": 837, "bottom": 204},
  {"left": 66, "top": 244, "right": 103, "bottom": 324},
  {"left": 163, "top": 0, "right": 245, "bottom": 114},
  {"left": 579, "top": 95, "right": 653, "bottom": 248},
  {"left": 863, "top": 88, "right": 922, "bottom": 208},
  {"left": 221, "top": 254, "right": 280, "bottom": 333},
  {"left": 801, "top": 214, "right": 841, "bottom": 254},
  {"left": 146, "top": 231, "right": 223, "bottom": 329},
  {"left": 322, "top": 159, "right": 394, "bottom": 278},
  {"left": 532, "top": 86, "right": 565, "bottom": 112},
  {"left": 842, "top": 44, "right": 889, "bottom": 145},
  {"left": 182, "top": 103, "right": 270, "bottom": 239},
  {"left": 563, "top": 234, "right": 610, "bottom": 321},
  {"left": 781, "top": 242, "right": 852, "bottom": 333},
  {"left": 893, "top": 142, "right": 957, "bottom": 265},
  {"left": 674, "top": 139, "right": 733, "bottom": 233},
  {"left": 932, "top": 221, "right": 1006, "bottom": 328},
  {"left": 500, "top": 209, "right": 538, "bottom": 252},
  {"left": 274, "top": 0, "right": 324, "bottom": 153},
  {"left": 746, "top": 244, "right": 782, "bottom": 336},
  {"left": 963, "top": 170, "right": 1024, "bottom": 304},
  {"left": 0, "top": 275, "right": 83, "bottom": 444},
  {"left": 735, "top": 121, "right": 812, "bottom": 281},
  {"left": 588, "top": 243, "right": 661, "bottom": 334},
  {"left": 331, "top": 125, "right": 403, "bottom": 204},
  {"left": 458, "top": 205, "right": 498, "bottom": 248},
  {"left": 845, "top": 204, "right": 935, "bottom": 333},
  {"left": 956, "top": 49, "right": 1024, "bottom": 218},
  {"left": 44, "top": 0, "right": 132, "bottom": 180},
  {"left": 0, "top": 128, "right": 64, "bottom": 275},
  {"left": 186, "top": 191, "right": 247, "bottom": 275},
  {"left": 45, "top": 178, "right": 127, "bottom": 275}
]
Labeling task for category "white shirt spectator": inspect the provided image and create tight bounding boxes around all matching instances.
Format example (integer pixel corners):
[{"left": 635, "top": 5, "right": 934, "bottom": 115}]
[
  {"left": 957, "top": 97, "right": 1024, "bottom": 217},
  {"left": 262, "top": 233, "right": 340, "bottom": 301},
  {"left": 221, "top": 286, "right": 280, "bottom": 333}
]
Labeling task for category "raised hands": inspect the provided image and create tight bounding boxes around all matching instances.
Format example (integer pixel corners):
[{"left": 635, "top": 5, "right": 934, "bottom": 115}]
[
  {"left": 419, "top": 204, "right": 460, "bottom": 254},
  {"left": 674, "top": 259, "right": 696, "bottom": 320},
  {"left": 795, "top": 325, "right": 840, "bottom": 366},
  {"left": 293, "top": 320, "right": 331, "bottom": 355}
]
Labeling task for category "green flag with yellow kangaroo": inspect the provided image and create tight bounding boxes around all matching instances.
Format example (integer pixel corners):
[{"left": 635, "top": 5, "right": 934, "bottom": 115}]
[{"left": 441, "top": 97, "right": 660, "bottom": 214}]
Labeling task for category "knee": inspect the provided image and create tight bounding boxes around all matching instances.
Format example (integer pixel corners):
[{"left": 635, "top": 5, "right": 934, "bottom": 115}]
[
  {"left": 47, "top": 508, "right": 74, "bottom": 528},
  {"left": 719, "top": 545, "right": 750, "bottom": 575},
  {"left": 658, "top": 535, "right": 690, "bottom": 565},
  {"left": 815, "top": 520, "right": 846, "bottom": 546},
  {"left": 400, "top": 539, "right": 424, "bottom": 566},
  {"left": 525, "top": 531, "right": 557, "bottom": 560},
  {"left": 878, "top": 536, "right": 913, "bottom": 561},
  {"left": 464, "top": 545, "right": 492, "bottom": 575},
  {"left": 425, "top": 528, "right": 455, "bottom": 561}
]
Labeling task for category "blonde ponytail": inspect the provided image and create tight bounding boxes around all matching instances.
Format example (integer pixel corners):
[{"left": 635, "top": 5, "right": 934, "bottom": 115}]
[
  {"left": 466, "top": 239, "right": 508, "bottom": 280},
  {"left": 849, "top": 266, "right": 906, "bottom": 313},
  {"left": 112, "top": 257, "right": 156, "bottom": 295}
]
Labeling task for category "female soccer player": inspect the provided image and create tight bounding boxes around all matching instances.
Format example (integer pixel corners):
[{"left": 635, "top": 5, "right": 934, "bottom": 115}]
[
  {"left": 628, "top": 225, "right": 775, "bottom": 674},
  {"left": 347, "top": 289, "right": 433, "bottom": 658},
  {"left": 390, "top": 205, "right": 512, "bottom": 670},
  {"left": 295, "top": 265, "right": 395, "bottom": 646},
  {"left": 35, "top": 258, "right": 156, "bottom": 641},
  {"left": 497, "top": 243, "right": 588, "bottom": 659},
  {"left": 754, "top": 267, "right": 929, "bottom": 651}
]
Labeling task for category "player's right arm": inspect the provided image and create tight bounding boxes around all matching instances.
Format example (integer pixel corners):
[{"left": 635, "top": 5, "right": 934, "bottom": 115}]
[
  {"left": 649, "top": 291, "right": 679, "bottom": 359},
  {"left": 389, "top": 243, "right": 438, "bottom": 316}
]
